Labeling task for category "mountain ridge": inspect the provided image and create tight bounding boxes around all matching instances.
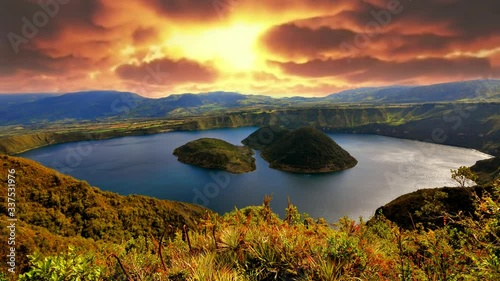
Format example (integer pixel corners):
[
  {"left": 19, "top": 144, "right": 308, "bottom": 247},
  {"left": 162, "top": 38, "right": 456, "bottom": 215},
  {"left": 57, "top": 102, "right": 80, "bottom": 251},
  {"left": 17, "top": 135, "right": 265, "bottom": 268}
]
[{"left": 1, "top": 80, "right": 499, "bottom": 124}]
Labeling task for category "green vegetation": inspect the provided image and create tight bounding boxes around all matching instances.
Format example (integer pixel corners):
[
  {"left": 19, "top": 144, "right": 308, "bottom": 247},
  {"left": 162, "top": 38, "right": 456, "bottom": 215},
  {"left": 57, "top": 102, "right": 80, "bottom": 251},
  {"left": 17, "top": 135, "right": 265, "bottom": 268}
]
[
  {"left": 377, "top": 157, "right": 499, "bottom": 229},
  {"left": 19, "top": 248, "right": 104, "bottom": 281},
  {"left": 11, "top": 167, "right": 500, "bottom": 280},
  {"left": 248, "top": 127, "right": 358, "bottom": 173},
  {"left": 451, "top": 166, "right": 478, "bottom": 188},
  {"left": 1, "top": 102, "right": 498, "bottom": 156},
  {"left": 2, "top": 80, "right": 499, "bottom": 125},
  {"left": 241, "top": 125, "right": 290, "bottom": 150},
  {"left": 0, "top": 155, "right": 209, "bottom": 274},
  {"left": 173, "top": 138, "right": 256, "bottom": 174},
  {"left": 0, "top": 119, "right": 182, "bottom": 155},
  {"left": 471, "top": 156, "right": 500, "bottom": 185},
  {"left": 0, "top": 154, "right": 499, "bottom": 280}
]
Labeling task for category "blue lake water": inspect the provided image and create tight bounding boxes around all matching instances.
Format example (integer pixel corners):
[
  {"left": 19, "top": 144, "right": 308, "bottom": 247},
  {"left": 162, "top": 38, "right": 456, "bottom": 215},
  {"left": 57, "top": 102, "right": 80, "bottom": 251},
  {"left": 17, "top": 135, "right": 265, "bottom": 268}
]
[{"left": 20, "top": 127, "right": 491, "bottom": 222}]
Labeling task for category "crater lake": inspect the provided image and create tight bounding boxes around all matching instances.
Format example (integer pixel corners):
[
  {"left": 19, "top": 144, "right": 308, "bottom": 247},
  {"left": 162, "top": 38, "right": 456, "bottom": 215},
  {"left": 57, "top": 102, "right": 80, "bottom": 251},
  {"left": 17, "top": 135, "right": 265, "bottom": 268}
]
[{"left": 19, "top": 127, "right": 491, "bottom": 222}]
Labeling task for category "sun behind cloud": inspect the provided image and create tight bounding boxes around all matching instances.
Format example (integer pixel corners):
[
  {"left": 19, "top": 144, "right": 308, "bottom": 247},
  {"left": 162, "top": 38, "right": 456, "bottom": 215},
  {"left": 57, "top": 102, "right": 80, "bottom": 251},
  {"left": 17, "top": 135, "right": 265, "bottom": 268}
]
[
  {"left": 1, "top": 0, "right": 499, "bottom": 96},
  {"left": 164, "top": 23, "right": 267, "bottom": 71}
]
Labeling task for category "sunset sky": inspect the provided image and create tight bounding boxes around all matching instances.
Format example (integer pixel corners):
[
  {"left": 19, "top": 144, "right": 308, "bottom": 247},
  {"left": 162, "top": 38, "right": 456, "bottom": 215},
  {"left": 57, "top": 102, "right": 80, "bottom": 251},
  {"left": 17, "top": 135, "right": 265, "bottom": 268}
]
[{"left": 1, "top": 0, "right": 499, "bottom": 97}]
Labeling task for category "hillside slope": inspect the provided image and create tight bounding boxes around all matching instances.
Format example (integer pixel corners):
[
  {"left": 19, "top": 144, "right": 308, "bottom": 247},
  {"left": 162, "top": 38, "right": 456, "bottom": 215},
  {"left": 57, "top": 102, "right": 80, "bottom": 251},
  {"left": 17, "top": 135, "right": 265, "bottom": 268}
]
[
  {"left": 376, "top": 157, "right": 499, "bottom": 229},
  {"left": 241, "top": 125, "right": 291, "bottom": 150},
  {"left": 327, "top": 80, "right": 500, "bottom": 103},
  {"left": 0, "top": 155, "right": 209, "bottom": 272},
  {"left": 1, "top": 91, "right": 146, "bottom": 123}
]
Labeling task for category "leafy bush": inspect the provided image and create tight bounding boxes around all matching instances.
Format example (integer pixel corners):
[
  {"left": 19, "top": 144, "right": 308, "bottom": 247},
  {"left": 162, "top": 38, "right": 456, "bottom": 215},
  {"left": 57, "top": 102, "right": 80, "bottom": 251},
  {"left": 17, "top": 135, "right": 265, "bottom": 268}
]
[{"left": 19, "top": 247, "right": 104, "bottom": 281}]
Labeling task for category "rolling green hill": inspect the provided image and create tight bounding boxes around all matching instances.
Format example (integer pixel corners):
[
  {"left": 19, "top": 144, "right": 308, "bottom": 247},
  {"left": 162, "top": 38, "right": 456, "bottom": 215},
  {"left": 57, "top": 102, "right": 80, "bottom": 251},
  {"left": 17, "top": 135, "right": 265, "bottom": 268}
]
[
  {"left": 0, "top": 93, "right": 59, "bottom": 110},
  {"left": 1, "top": 91, "right": 145, "bottom": 123}
]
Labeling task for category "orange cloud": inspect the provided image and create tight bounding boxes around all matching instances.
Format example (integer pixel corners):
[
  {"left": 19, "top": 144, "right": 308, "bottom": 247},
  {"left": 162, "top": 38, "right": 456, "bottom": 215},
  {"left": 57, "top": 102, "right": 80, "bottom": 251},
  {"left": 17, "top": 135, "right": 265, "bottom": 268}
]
[
  {"left": 272, "top": 56, "right": 492, "bottom": 84},
  {"left": 0, "top": 0, "right": 499, "bottom": 96},
  {"left": 115, "top": 58, "right": 218, "bottom": 85}
]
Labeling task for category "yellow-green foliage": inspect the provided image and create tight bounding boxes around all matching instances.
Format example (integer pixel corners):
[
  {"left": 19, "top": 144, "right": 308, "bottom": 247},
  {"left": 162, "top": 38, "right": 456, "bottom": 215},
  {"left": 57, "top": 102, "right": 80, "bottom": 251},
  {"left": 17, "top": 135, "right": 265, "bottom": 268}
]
[
  {"left": 2, "top": 155, "right": 499, "bottom": 280},
  {"left": 0, "top": 155, "right": 209, "bottom": 274},
  {"left": 17, "top": 181, "right": 500, "bottom": 281}
]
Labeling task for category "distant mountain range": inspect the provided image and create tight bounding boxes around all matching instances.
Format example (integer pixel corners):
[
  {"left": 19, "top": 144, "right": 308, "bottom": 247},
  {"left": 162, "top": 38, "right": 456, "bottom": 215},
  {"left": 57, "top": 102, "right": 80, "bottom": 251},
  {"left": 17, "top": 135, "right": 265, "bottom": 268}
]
[
  {"left": 0, "top": 80, "right": 498, "bottom": 124},
  {"left": 325, "top": 80, "right": 500, "bottom": 103}
]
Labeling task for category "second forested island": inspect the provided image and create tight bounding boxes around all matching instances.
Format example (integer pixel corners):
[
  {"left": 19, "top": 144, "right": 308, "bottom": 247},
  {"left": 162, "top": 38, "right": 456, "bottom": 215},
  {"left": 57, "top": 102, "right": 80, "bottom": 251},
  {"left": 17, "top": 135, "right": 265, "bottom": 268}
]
[{"left": 243, "top": 126, "right": 358, "bottom": 173}]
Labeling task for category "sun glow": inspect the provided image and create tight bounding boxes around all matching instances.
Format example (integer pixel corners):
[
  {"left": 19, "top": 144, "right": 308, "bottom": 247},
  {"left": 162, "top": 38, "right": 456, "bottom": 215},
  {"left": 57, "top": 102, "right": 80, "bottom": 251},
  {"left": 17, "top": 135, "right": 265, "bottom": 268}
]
[{"left": 165, "top": 23, "right": 266, "bottom": 71}]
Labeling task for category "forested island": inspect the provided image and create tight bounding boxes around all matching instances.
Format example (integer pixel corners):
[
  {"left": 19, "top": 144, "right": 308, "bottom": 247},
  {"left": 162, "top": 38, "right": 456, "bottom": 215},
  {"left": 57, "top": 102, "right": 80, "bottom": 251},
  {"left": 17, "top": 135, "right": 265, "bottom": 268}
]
[
  {"left": 243, "top": 126, "right": 358, "bottom": 173},
  {"left": 173, "top": 138, "right": 256, "bottom": 174}
]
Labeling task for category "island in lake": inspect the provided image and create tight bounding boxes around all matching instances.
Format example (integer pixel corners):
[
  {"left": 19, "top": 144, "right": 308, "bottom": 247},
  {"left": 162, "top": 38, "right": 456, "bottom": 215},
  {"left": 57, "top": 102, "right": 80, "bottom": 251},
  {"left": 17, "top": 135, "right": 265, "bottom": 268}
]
[
  {"left": 243, "top": 126, "right": 358, "bottom": 173},
  {"left": 173, "top": 138, "right": 256, "bottom": 174}
]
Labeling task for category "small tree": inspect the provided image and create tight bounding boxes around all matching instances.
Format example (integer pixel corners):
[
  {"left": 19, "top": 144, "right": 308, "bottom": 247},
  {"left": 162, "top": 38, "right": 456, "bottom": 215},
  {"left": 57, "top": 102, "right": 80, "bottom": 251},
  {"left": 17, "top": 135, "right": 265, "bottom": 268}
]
[{"left": 451, "top": 166, "right": 478, "bottom": 188}]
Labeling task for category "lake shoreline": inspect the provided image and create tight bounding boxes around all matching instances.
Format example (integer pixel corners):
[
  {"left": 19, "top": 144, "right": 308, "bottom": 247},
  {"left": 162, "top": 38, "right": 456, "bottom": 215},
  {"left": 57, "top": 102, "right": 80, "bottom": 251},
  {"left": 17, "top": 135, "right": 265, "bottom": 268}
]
[
  {"left": 3, "top": 125, "right": 495, "bottom": 158},
  {"left": 19, "top": 128, "right": 491, "bottom": 223},
  {"left": 1, "top": 103, "right": 498, "bottom": 157}
]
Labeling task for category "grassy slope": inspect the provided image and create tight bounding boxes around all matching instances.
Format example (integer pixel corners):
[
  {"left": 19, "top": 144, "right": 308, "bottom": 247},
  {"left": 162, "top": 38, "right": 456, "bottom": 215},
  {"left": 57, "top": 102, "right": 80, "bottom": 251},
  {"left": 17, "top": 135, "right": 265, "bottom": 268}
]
[
  {"left": 11, "top": 167, "right": 500, "bottom": 280},
  {"left": 0, "top": 156, "right": 497, "bottom": 280},
  {"left": 173, "top": 138, "right": 256, "bottom": 174},
  {"left": 471, "top": 156, "right": 500, "bottom": 185},
  {"left": 0, "top": 155, "right": 209, "bottom": 273}
]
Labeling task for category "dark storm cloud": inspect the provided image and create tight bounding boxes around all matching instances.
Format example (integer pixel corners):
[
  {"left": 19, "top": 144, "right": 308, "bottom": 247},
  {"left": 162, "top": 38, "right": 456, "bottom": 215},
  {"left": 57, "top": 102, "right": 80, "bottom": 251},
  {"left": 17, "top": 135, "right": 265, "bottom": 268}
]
[
  {"left": 261, "top": 24, "right": 356, "bottom": 57},
  {"left": 1, "top": 0, "right": 104, "bottom": 46},
  {"left": 115, "top": 58, "right": 218, "bottom": 85},
  {"left": 144, "top": 0, "right": 225, "bottom": 21},
  {"left": 273, "top": 56, "right": 492, "bottom": 83},
  {"left": 261, "top": 0, "right": 500, "bottom": 59}
]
